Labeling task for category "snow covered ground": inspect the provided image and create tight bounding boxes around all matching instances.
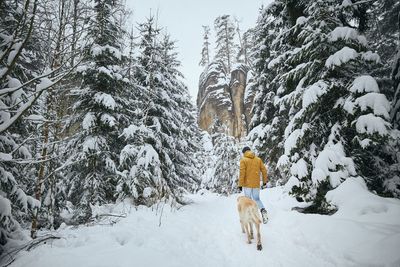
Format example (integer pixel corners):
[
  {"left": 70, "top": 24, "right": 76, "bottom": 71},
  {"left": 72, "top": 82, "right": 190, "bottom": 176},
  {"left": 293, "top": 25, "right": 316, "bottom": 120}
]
[{"left": 6, "top": 178, "right": 400, "bottom": 267}]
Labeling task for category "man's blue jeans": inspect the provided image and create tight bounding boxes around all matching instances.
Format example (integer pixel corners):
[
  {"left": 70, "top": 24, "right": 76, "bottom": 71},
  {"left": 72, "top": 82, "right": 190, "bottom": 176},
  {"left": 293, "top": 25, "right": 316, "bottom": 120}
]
[{"left": 243, "top": 187, "right": 265, "bottom": 210}]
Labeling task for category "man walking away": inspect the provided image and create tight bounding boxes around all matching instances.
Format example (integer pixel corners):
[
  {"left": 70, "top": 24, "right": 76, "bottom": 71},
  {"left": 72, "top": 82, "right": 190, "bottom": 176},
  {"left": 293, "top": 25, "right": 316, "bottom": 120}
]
[{"left": 238, "top": 146, "right": 268, "bottom": 224}]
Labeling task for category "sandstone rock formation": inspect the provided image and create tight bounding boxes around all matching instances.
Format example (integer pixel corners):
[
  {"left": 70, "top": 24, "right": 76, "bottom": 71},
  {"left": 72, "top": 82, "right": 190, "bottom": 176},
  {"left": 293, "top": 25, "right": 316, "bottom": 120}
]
[{"left": 197, "top": 62, "right": 253, "bottom": 139}]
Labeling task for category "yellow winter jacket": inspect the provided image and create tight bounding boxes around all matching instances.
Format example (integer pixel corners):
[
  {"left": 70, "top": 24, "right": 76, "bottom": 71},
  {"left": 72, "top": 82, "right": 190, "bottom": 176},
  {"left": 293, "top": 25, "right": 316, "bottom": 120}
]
[{"left": 239, "top": 151, "right": 268, "bottom": 188}]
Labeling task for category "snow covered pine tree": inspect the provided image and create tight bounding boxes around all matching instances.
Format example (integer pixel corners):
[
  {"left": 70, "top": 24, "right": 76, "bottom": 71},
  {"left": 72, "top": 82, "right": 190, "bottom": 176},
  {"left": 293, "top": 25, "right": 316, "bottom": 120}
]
[
  {"left": 63, "top": 0, "right": 129, "bottom": 223},
  {"left": 117, "top": 16, "right": 201, "bottom": 207},
  {"left": 214, "top": 15, "right": 239, "bottom": 74},
  {"left": 249, "top": 0, "right": 395, "bottom": 213},
  {"left": 209, "top": 132, "right": 241, "bottom": 195},
  {"left": 199, "top": 25, "right": 211, "bottom": 67}
]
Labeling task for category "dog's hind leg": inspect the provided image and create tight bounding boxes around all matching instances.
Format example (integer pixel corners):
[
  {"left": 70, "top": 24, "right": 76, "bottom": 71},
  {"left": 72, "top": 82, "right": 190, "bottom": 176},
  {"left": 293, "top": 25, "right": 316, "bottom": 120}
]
[
  {"left": 240, "top": 220, "right": 245, "bottom": 233},
  {"left": 256, "top": 222, "right": 262, "bottom": 251},
  {"left": 249, "top": 222, "right": 254, "bottom": 240},
  {"left": 245, "top": 223, "right": 252, "bottom": 244}
]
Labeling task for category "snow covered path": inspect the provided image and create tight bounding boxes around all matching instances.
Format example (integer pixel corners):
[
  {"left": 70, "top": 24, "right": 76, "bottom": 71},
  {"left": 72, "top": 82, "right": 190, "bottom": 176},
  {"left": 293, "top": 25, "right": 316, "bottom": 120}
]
[{"left": 8, "top": 180, "right": 400, "bottom": 267}]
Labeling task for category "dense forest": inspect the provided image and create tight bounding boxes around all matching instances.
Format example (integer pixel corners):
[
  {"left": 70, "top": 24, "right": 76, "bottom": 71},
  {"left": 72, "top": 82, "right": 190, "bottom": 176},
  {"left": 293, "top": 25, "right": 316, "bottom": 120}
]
[
  {"left": 198, "top": 0, "right": 400, "bottom": 213},
  {"left": 0, "top": 0, "right": 203, "bottom": 253}
]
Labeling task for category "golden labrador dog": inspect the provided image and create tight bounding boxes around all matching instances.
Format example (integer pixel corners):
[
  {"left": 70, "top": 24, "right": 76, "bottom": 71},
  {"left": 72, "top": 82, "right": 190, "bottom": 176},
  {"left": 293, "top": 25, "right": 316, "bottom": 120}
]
[{"left": 237, "top": 196, "right": 262, "bottom": 250}]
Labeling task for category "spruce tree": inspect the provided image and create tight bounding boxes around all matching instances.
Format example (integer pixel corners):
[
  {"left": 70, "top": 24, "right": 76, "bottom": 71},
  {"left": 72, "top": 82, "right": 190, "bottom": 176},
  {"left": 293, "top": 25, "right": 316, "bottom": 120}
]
[
  {"left": 160, "top": 34, "right": 202, "bottom": 193},
  {"left": 118, "top": 17, "right": 201, "bottom": 206},
  {"left": 237, "top": 28, "right": 256, "bottom": 66},
  {"left": 209, "top": 132, "right": 241, "bottom": 195},
  {"left": 64, "top": 0, "right": 129, "bottom": 222},
  {"left": 199, "top": 25, "right": 211, "bottom": 67},
  {"left": 248, "top": 0, "right": 288, "bottom": 182},
  {"left": 368, "top": 0, "right": 400, "bottom": 80},
  {"left": 250, "top": 0, "right": 394, "bottom": 212},
  {"left": 384, "top": 15, "right": 400, "bottom": 197},
  {"left": 214, "top": 15, "right": 239, "bottom": 73},
  {"left": 392, "top": 34, "right": 400, "bottom": 130}
]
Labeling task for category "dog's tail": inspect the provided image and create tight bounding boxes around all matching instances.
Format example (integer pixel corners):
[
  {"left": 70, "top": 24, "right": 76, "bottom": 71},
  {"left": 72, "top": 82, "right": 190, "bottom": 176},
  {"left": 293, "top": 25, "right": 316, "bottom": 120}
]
[{"left": 251, "top": 206, "right": 262, "bottom": 224}]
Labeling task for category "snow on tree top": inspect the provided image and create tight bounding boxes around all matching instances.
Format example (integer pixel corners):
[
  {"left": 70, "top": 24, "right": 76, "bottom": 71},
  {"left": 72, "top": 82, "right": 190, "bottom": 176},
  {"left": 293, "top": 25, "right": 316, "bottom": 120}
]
[
  {"left": 290, "top": 158, "right": 308, "bottom": 179},
  {"left": 341, "top": 0, "right": 353, "bottom": 7},
  {"left": 296, "top": 16, "right": 307, "bottom": 26},
  {"left": 94, "top": 92, "right": 116, "bottom": 110},
  {"left": 325, "top": 47, "right": 358, "bottom": 68},
  {"left": 268, "top": 53, "right": 286, "bottom": 69},
  {"left": 7, "top": 77, "right": 22, "bottom": 88},
  {"left": 312, "top": 141, "right": 356, "bottom": 188},
  {"left": 98, "top": 66, "right": 113, "bottom": 78},
  {"left": 121, "top": 125, "right": 138, "bottom": 139},
  {"left": 36, "top": 77, "right": 54, "bottom": 90},
  {"left": 137, "top": 144, "right": 160, "bottom": 169},
  {"left": 0, "top": 195, "right": 12, "bottom": 219},
  {"left": 83, "top": 136, "right": 106, "bottom": 153},
  {"left": 355, "top": 114, "right": 391, "bottom": 136},
  {"left": 329, "top": 27, "right": 367, "bottom": 46},
  {"left": 284, "top": 108, "right": 305, "bottom": 139},
  {"left": 76, "top": 65, "right": 88, "bottom": 73},
  {"left": 82, "top": 112, "right": 96, "bottom": 130},
  {"left": 91, "top": 44, "right": 122, "bottom": 60},
  {"left": 142, "top": 187, "right": 153, "bottom": 198},
  {"left": 277, "top": 154, "right": 290, "bottom": 168},
  {"left": 101, "top": 113, "right": 117, "bottom": 127},
  {"left": 355, "top": 93, "right": 391, "bottom": 119},
  {"left": 201, "top": 131, "right": 214, "bottom": 152},
  {"left": 284, "top": 123, "right": 309, "bottom": 155},
  {"left": 350, "top": 75, "right": 379, "bottom": 93},
  {"left": 361, "top": 51, "right": 381, "bottom": 64},
  {"left": 302, "top": 80, "right": 329, "bottom": 109},
  {"left": 248, "top": 124, "right": 269, "bottom": 142}
]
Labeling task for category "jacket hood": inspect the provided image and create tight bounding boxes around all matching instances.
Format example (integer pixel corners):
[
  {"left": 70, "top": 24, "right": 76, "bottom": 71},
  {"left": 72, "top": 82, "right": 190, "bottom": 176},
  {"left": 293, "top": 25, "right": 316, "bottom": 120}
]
[{"left": 244, "top": 151, "right": 255, "bottom": 159}]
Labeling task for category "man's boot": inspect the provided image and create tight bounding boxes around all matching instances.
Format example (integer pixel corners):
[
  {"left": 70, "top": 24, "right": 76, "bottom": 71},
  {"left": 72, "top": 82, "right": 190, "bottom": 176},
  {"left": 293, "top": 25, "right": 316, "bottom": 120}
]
[{"left": 260, "top": 208, "right": 268, "bottom": 224}]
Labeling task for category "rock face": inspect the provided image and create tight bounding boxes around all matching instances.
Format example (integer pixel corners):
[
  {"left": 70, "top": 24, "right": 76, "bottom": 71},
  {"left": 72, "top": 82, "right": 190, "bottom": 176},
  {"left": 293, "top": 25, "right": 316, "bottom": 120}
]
[{"left": 197, "top": 62, "right": 253, "bottom": 139}]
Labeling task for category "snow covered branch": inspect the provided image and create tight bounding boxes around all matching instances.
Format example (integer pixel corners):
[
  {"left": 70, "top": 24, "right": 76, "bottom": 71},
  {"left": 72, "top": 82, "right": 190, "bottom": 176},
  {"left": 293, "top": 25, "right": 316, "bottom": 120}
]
[
  {"left": 0, "top": 59, "right": 82, "bottom": 133},
  {"left": 0, "top": 0, "right": 38, "bottom": 81}
]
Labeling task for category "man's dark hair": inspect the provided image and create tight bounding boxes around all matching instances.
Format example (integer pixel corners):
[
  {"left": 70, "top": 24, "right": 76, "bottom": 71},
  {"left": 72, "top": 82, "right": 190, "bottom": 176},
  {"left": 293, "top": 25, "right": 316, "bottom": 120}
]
[{"left": 242, "top": 146, "right": 251, "bottom": 153}]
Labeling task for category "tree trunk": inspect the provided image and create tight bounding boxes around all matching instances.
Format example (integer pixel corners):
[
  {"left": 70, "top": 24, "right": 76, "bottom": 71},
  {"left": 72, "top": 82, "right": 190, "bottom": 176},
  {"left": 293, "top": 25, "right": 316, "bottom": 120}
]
[{"left": 30, "top": 0, "right": 66, "bottom": 239}]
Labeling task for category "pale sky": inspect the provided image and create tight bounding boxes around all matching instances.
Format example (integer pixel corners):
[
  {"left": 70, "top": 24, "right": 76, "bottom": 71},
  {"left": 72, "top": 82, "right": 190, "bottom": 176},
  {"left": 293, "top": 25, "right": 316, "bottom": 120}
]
[{"left": 126, "top": 0, "right": 269, "bottom": 101}]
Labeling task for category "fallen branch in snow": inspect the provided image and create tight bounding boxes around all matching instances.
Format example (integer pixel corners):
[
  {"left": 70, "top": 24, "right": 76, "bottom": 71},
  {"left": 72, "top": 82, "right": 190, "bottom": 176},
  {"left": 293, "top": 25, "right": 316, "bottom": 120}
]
[
  {"left": 94, "top": 213, "right": 127, "bottom": 218},
  {"left": 158, "top": 202, "right": 165, "bottom": 227},
  {"left": 0, "top": 234, "right": 61, "bottom": 267},
  {"left": 26, "top": 235, "right": 62, "bottom": 251},
  {"left": 77, "top": 213, "right": 129, "bottom": 227}
]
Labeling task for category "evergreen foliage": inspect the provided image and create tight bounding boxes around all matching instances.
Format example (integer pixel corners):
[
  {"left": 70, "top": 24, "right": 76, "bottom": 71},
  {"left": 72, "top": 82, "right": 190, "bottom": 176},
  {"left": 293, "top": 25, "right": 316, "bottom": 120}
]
[
  {"left": 117, "top": 17, "right": 201, "bottom": 206},
  {"left": 0, "top": 0, "right": 46, "bottom": 251},
  {"left": 214, "top": 15, "right": 239, "bottom": 73},
  {"left": 1, "top": 0, "right": 399, "bottom": 255},
  {"left": 208, "top": 132, "right": 241, "bottom": 195},
  {"left": 199, "top": 26, "right": 211, "bottom": 67},
  {"left": 64, "top": 0, "right": 129, "bottom": 222},
  {"left": 249, "top": 0, "right": 397, "bottom": 212}
]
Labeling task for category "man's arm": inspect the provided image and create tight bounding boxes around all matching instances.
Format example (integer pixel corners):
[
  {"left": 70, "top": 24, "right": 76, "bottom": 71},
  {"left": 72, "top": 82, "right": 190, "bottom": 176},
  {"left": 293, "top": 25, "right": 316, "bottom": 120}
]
[
  {"left": 260, "top": 159, "right": 268, "bottom": 184},
  {"left": 239, "top": 159, "right": 246, "bottom": 187}
]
